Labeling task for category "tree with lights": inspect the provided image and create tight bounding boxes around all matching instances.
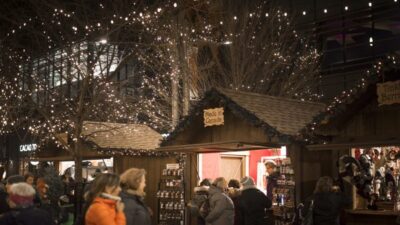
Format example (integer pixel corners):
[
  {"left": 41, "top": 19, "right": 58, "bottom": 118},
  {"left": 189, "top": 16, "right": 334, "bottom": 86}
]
[
  {"left": 0, "top": 0, "right": 321, "bottom": 219},
  {"left": 0, "top": 0, "right": 322, "bottom": 167},
  {"left": 0, "top": 0, "right": 167, "bottom": 215},
  {"left": 130, "top": 0, "right": 322, "bottom": 128}
]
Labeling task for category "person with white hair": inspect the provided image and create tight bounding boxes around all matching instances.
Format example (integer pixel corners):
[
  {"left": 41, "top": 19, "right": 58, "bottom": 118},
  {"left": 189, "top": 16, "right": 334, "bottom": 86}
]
[
  {"left": 238, "top": 176, "right": 271, "bottom": 225},
  {"left": 0, "top": 182, "right": 54, "bottom": 225},
  {"left": 205, "top": 177, "right": 234, "bottom": 225}
]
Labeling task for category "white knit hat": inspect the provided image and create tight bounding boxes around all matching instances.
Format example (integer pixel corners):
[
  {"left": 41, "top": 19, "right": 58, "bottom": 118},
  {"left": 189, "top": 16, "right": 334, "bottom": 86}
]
[{"left": 240, "top": 176, "right": 255, "bottom": 188}]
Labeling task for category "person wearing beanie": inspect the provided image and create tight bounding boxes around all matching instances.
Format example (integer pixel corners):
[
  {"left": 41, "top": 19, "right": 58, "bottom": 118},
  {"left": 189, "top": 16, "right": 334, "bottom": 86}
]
[
  {"left": 0, "top": 175, "right": 25, "bottom": 215},
  {"left": 238, "top": 176, "right": 272, "bottom": 225},
  {"left": 0, "top": 182, "right": 54, "bottom": 225}
]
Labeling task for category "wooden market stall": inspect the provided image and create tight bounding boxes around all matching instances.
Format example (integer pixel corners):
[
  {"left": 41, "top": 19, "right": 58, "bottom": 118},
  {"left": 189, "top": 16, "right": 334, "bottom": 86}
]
[
  {"left": 158, "top": 88, "right": 325, "bottom": 225},
  {"left": 307, "top": 71, "right": 400, "bottom": 225}
]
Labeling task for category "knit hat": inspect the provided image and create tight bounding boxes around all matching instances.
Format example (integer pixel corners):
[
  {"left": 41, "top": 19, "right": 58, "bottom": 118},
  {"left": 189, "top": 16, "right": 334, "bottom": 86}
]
[
  {"left": 9, "top": 183, "right": 35, "bottom": 206},
  {"left": 7, "top": 175, "right": 25, "bottom": 185},
  {"left": 240, "top": 176, "right": 256, "bottom": 189}
]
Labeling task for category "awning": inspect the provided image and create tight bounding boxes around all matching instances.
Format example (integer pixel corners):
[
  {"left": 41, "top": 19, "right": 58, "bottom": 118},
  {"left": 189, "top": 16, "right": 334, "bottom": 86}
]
[
  {"left": 307, "top": 137, "right": 400, "bottom": 150},
  {"left": 157, "top": 140, "right": 281, "bottom": 153}
]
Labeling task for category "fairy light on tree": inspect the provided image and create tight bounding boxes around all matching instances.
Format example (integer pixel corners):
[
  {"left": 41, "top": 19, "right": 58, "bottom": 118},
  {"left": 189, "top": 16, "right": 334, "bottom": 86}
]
[
  {"left": 131, "top": 0, "right": 322, "bottom": 129},
  {"left": 1, "top": 0, "right": 323, "bottom": 160},
  {"left": 0, "top": 1, "right": 168, "bottom": 205}
]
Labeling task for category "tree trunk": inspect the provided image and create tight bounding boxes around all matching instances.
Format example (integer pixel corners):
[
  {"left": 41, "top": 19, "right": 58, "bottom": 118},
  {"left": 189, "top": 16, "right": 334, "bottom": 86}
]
[
  {"left": 171, "top": 73, "right": 180, "bottom": 127},
  {"left": 73, "top": 141, "right": 84, "bottom": 220},
  {"left": 180, "top": 42, "right": 190, "bottom": 116}
]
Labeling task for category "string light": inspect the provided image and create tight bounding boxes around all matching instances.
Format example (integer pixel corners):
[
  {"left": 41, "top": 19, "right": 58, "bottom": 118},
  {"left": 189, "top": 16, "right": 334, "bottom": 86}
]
[
  {"left": 302, "top": 54, "right": 400, "bottom": 143},
  {"left": 0, "top": 1, "right": 322, "bottom": 155}
]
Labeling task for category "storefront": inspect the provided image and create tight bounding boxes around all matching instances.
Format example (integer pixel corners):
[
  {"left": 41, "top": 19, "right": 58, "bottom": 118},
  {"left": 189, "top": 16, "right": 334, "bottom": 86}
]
[
  {"left": 198, "top": 148, "right": 287, "bottom": 191},
  {"left": 158, "top": 88, "right": 325, "bottom": 225},
  {"left": 308, "top": 74, "right": 400, "bottom": 225},
  {"left": 14, "top": 121, "right": 161, "bottom": 181}
]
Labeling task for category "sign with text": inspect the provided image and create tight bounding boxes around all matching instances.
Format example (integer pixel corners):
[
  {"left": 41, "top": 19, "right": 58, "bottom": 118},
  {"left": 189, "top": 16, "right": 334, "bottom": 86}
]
[
  {"left": 203, "top": 107, "right": 224, "bottom": 127},
  {"left": 377, "top": 80, "right": 400, "bottom": 106},
  {"left": 19, "top": 143, "right": 37, "bottom": 152},
  {"left": 166, "top": 163, "right": 180, "bottom": 170}
]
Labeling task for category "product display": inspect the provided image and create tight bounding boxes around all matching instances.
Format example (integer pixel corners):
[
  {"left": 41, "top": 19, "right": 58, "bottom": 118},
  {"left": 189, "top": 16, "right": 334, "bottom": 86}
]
[
  {"left": 157, "top": 166, "right": 186, "bottom": 225},
  {"left": 272, "top": 158, "right": 296, "bottom": 225}
]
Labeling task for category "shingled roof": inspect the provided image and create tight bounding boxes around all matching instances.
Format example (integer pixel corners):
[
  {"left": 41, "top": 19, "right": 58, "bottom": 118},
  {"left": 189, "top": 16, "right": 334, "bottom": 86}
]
[
  {"left": 163, "top": 88, "right": 325, "bottom": 145},
  {"left": 218, "top": 88, "right": 325, "bottom": 136},
  {"left": 82, "top": 121, "right": 161, "bottom": 150}
]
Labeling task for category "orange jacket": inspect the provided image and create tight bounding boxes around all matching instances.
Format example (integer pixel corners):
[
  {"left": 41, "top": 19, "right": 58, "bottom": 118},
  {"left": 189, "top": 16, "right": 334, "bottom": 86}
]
[{"left": 85, "top": 197, "right": 126, "bottom": 225}]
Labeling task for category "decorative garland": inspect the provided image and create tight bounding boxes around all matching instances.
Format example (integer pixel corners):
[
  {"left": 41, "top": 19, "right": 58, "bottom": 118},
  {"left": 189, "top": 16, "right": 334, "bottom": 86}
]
[
  {"left": 97, "top": 148, "right": 179, "bottom": 157},
  {"left": 162, "top": 88, "right": 293, "bottom": 147},
  {"left": 301, "top": 54, "right": 400, "bottom": 144}
]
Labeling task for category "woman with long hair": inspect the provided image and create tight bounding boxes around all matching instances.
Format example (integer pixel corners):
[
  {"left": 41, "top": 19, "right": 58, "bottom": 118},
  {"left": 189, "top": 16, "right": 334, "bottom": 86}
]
[
  {"left": 85, "top": 173, "right": 126, "bottom": 225},
  {"left": 303, "top": 176, "right": 352, "bottom": 225},
  {"left": 120, "top": 168, "right": 151, "bottom": 225}
]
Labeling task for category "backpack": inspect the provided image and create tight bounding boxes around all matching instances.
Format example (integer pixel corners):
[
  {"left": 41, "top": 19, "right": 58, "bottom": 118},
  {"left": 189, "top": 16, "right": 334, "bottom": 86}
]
[
  {"left": 301, "top": 200, "right": 314, "bottom": 225},
  {"left": 73, "top": 204, "right": 89, "bottom": 225},
  {"left": 199, "top": 198, "right": 210, "bottom": 218}
]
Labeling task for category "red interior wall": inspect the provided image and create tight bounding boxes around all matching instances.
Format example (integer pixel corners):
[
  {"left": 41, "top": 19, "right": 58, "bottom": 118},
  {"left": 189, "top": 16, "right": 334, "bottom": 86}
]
[
  {"left": 201, "top": 149, "right": 281, "bottom": 183},
  {"left": 202, "top": 153, "right": 220, "bottom": 180},
  {"left": 249, "top": 149, "right": 280, "bottom": 184}
]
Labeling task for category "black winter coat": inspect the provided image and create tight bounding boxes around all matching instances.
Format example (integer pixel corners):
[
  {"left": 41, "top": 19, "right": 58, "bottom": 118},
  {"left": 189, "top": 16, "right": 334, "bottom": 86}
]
[
  {"left": 0, "top": 206, "right": 54, "bottom": 225},
  {"left": 0, "top": 189, "right": 10, "bottom": 215},
  {"left": 304, "top": 192, "right": 352, "bottom": 225},
  {"left": 266, "top": 173, "right": 279, "bottom": 201},
  {"left": 120, "top": 190, "right": 152, "bottom": 225},
  {"left": 238, "top": 187, "right": 272, "bottom": 225}
]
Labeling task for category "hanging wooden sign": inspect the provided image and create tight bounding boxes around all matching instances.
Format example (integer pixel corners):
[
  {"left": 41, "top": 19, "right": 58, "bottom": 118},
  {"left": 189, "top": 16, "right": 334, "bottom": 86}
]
[
  {"left": 377, "top": 80, "right": 400, "bottom": 106},
  {"left": 203, "top": 107, "right": 224, "bottom": 127}
]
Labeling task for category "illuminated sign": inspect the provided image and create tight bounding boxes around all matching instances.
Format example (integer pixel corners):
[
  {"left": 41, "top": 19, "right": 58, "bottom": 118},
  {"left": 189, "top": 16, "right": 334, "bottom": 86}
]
[
  {"left": 19, "top": 144, "right": 37, "bottom": 152},
  {"left": 377, "top": 80, "right": 400, "bottom": 106}
]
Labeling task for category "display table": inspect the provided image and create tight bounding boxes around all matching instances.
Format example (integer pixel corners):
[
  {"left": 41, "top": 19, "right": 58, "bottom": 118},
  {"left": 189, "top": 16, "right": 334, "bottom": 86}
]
[{"left": 345, "top": 209, "right": 398, "bottom": 225}]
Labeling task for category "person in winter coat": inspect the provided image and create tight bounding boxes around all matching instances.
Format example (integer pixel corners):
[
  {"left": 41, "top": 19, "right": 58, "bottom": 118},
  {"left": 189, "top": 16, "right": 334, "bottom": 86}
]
[
  {"left": 0, "top": 175, "right": 25, "bottom": 215},
  {"left": 205, "top": 177, "right": 234, "bottom": 225},
  {"left": 120, "top": 168, "right": 152, "bottom": 225},
  {"left": 188, "top": 178, "right": 212, "bottom": 225},
  {"left": 24, "top": 173, "right": 41, "bottom": 207},
  {"left": 0, "top": 182, "right": 54, "bottom": 225},
  {"left": 238, "top": 176, "right": 271, "bottom": 225},
  {"left": 227, "top": 179, "right": 242, "bottom": 225},
  {"left": 303, "top": 176, "right": 352, "bottom": 225},
  {"left": 85, "top": 173, "right": 126, "bottom": 225}
]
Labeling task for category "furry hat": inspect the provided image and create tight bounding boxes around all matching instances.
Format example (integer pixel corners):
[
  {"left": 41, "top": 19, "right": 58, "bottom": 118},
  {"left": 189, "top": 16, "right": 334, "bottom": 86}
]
[{"left": 9, "top": 183, "right": 35, "bottom": 206}]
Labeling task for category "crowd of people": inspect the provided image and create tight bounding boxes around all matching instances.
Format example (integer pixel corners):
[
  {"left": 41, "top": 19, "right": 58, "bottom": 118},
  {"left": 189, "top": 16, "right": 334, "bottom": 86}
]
[
  {"left": 189, "top": 176, "right": 352, "bottom": 225},
  {"left": 0, "top": 167, "right": 152, "bottom": 225},
  {"left": 0, "top": 161, "right": 353, "bottom": 225},
  {"left": 189, "top": 176, "right": 271, "bottom": 225}
]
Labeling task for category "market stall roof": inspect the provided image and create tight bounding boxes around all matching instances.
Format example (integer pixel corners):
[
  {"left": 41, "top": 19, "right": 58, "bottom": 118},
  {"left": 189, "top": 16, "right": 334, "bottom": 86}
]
[
  {"left": 308, "top": 69, "right": 400, "bottom": 135},
  {"left": 160, "top": 88, "right": 325, "bottom": 152},
  {"left": 216, "top": 88, "right": 325, "bottom": 136},
  {"left": 306, "top": 69, "right": 400, "bottom": 150},
  {"left": 82, "top": 121, "right": 162, "bottom": 150}
]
